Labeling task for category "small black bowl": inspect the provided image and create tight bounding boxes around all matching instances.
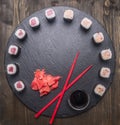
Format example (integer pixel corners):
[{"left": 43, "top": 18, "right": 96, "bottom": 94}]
[{"left": 68, "top": 90, "right": 90, "bottom": 111}]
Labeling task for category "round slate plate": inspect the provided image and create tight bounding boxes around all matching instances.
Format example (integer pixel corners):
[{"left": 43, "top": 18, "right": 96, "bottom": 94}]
[{"left": 4, "top": 6, "right": 115, "bottom": 118}]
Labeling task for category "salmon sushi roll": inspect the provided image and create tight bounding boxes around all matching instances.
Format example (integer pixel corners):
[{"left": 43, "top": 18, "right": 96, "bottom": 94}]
[
  {"left": 15, "top": 29, "right": 26, "bottom": 40},
  {"left": 100, "top": 67, "right": 111, "bottom": 78},
  {"left": 93, "top": 32, "right": 104, "bottom": 44},
  {"left": 63, "top": 10, "right": 74, "bottom": 22},
  {"left": 94, "top": 84, "right": 106, "bottom": 96},
  {"left": 81, "top": 17, "right": 92, "bottom": 30},
  {"left": 14, "top": 81, "right": 25, "bottom": 92},
  {"left": 100, "top": 49, "right": 112, "bottom": 61}
]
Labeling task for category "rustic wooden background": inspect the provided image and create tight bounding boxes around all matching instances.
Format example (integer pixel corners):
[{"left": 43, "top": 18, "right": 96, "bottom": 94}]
[{"left": 0, "top": 0, "right": 120, "bottom": 125}]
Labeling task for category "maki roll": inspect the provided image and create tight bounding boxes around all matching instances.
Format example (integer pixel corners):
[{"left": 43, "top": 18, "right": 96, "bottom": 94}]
[
  {"left": 80, "top": 17, "right": 92, "bottom": 30},
  {"left": 63, "top": 10, "right": 74, "bottom": 22},
  {"left": 15, "top": 29, "right": 26, "bottom": 40},
  {"left": 29, "top": 17, "right": 40, "bottom": 28},
  {"left": 94, "top": 84, "right": 106, "bottom": 96},
  {"left": 45, "top": 8, "right": 56, "bottom": 21},
  {"left": 100, "top": 67, "right": 111, "bottom": 78},
  {"left": 100, "top": 49, "right": 112, "bottom": 61},
  {"left": 93, "top": 32, "right": 104, "bottom": 44},
  {"left": 14, "top": 81, "right": 25, "bottom": 92},
  {"left": 8, "top": 45, "right": 20, "bottom": 56},
  {"left": 7, "top": 63, "right": 18, "bottom": 75}
]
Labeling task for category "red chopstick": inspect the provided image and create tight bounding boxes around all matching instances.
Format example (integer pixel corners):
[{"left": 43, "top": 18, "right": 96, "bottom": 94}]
[
  {"left": 35, "top": 65, "right": 92, "bottom": 118},
  {"left": 49, "top": 52, "right": 80, "bottom": 124}
]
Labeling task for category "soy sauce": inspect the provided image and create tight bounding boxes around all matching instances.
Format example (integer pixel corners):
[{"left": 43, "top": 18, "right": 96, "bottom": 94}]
[{"left": 70, "top": 90, "right": 89, "bottom": 108}]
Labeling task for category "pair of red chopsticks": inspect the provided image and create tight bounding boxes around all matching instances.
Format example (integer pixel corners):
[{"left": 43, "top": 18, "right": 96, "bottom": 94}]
[{"left": 35, "top": 52, "right": 93, "bottom": 125}]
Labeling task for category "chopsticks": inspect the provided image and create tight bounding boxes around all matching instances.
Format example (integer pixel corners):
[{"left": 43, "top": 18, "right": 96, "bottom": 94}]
[
  {"left": 34, "top": 65, "right": 92, "bottom": 118},
  {"left": 49, "top": 52, "right": 80, "bottom": 124},
  {"left": 34, "top": 52, "right": 93, "bottom": 125}
]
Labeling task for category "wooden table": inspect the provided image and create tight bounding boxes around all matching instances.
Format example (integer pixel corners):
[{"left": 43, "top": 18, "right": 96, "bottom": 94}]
[{"left": 0, "top": 0, "right": 120, "bottom": 125}]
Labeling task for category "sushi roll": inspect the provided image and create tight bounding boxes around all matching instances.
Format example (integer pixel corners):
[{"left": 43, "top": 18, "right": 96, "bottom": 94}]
[
  {"left": 100, "top": 49, "right": 112, "bottom": 61},
  {"left": 94, "top": 84, "right": 106, "bottom": 96},
  {"left": 15, "top": 29, "right": 26, "bottom": 40},
  {"left": 63, "top": 10, "right": 74, "bottom": 22},
  {"left": 29, "top": 17, "right": 40, "bottom": 28},
  {"left": 14, "top": 81, "right": 25, "bottom": 92},
  {"left": 100, "top": 67, "right": 111, "bottom": 78},
  {"left": 93, "top": 32, "right": 104, "bottom": 44},
  {"left": 8, "top": 45, "right": 20, "bottom": 56},
  {"left": 80, "top": 17, "right": 92, "bottom": 30},
  {"left": 7, "top": 63, "right": 18, "bottom": 75},
  {"left": 45, "top": 8, "right": 56, "bottom": 21}
]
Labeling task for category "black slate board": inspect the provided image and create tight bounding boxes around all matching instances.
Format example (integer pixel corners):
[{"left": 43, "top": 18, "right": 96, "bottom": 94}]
[{"left": 4, "top": 6, "right": 115, "bottom": 118}]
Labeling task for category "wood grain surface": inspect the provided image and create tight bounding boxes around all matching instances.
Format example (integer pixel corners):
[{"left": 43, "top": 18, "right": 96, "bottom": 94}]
[{"left": 0, "top": 0, "right": 120, "bottom": 125}]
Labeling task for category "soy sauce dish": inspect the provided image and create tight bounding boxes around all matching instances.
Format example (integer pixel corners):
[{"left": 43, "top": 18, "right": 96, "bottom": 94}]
[{"left": 68, "top": 90, "right": 90, "bottom": 111}]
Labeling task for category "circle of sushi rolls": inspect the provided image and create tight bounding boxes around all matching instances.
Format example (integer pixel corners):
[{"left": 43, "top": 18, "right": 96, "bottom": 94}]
[
  {"left": 94, "top": 84, "right": 106, "bottom": 96},
  {"left": 7, "top": 63, "right": 18, "bottom": 75},
  {"left": 100, "top": 49, "right": 112, "bottom": 61},
  {"left": 14, "top": 81, "right": 25, "bottom": 92},
  {"left": 15, "top": 29, "right": 26, "bottom": 40},
  {"left": 93, "top": 32, "right": 104, "bottom": 44},
  {"left": 8, "top": 45, "right": 20, "bottom": 56},
  {"left": 63, "top": 10, "right": 74, "bottom": 22},
  {"left": 80, "top": 17, "right": 92, "bottom": 30},
  {"left": 45, "top": 8, "right": 56, "bottom": 21},
  {"left": 100, "top": 67, "right": 111, "bottom": 78},
  {"left": 29, "top": 17, "right": 40, "bottom": 28}
]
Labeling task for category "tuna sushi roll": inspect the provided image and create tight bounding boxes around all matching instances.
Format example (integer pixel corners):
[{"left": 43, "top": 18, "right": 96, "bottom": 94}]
[
  {"left": 8, "top": 45, "right": 20, "bottom": 56},
  {"left": 45, "top": 8, "right": 56, "bottom": 21},
  {"left": 93, "top": 32, "right": 104, "bottom": 44},
  {"left": 94, "top": 84, "right": 106, "bottom": 96},
  {"left": 100, "top": 49, "right": 112, "bottom": 61},
  {"left": 63, "top": 10, "right": 74, "bottom": 22},
  {"left": 29, "top": 17, "right": 40, "bottom": 28},
  {"left": 7, "top": 63, "right": 18, "bottom": 75},
  {"left": 15, "top": 29, "right": 26, "bottom": 40},
  {"left": 14, "top": 81, "right": 25, "bottom": 92},
  {"left": 80, "top": 17, "right": 92, "bottom": 30},
  {"left": 100, "top": 67, "right": 111, "bottom": 78}
]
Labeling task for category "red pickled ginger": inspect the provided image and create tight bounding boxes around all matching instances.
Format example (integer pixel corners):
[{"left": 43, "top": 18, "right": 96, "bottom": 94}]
[{"left": 31, "top": 69, "right": 61, "bottom": 97}]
